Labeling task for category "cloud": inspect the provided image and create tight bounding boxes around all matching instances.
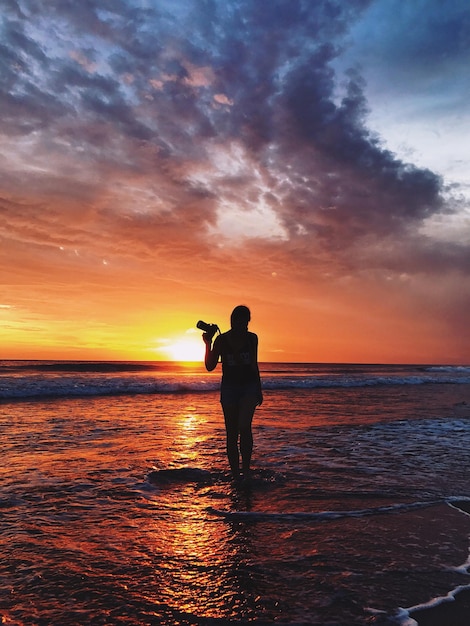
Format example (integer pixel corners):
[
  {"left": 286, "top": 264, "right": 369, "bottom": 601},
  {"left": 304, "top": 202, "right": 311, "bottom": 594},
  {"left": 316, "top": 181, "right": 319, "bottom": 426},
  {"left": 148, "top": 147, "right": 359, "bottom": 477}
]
[{"left": 1, "top": 0, "right": 469, "bottom": 359}]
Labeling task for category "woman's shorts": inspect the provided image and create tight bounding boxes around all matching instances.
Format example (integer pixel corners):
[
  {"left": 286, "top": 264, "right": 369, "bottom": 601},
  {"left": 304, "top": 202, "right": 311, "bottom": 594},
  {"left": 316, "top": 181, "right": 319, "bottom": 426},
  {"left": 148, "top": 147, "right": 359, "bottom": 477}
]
[{"left": 220, "top": 382, "right": 259, "bottom": 405}]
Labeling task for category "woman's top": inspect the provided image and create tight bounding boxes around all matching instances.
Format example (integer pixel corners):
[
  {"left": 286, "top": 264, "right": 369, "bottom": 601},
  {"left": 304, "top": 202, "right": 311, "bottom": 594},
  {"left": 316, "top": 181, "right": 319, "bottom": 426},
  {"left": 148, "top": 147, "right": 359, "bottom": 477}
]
[{"left": 214, "top": 331, "right": 259, "bottom": 386}]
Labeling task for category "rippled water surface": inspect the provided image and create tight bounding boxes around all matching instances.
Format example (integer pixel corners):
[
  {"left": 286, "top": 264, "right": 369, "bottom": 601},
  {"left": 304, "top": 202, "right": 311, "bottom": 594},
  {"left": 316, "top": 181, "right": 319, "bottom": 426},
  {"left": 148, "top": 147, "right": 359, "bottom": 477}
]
[{"left": 2, "top": 372, "right": 470, "bottom": 624}]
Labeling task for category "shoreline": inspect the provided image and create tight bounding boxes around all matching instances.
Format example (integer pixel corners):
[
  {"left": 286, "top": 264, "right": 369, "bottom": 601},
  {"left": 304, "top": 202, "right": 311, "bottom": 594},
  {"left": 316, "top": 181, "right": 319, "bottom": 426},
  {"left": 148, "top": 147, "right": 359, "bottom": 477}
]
[
  {"left": 400, "top": 501, "right": 470, "bottom": 626},
  {"left": 410, "top": 587, "right": 470, "bottom": 626}
]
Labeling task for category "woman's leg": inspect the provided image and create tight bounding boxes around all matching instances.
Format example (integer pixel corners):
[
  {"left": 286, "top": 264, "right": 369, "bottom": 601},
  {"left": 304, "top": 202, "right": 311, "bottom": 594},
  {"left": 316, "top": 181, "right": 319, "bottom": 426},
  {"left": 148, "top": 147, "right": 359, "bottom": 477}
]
[
  {"left": 221, "top": 402, "right": 241, "bottom": 479},
  {"left": 238, "top": 395, "right": 257, "bottom": 476}
]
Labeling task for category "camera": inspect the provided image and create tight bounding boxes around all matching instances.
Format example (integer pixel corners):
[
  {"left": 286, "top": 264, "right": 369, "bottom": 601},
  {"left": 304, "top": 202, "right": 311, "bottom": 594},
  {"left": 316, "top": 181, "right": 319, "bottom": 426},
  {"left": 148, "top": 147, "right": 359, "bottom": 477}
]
[{"left": 196, "top": 320, "right": 219, "bottom": 340}]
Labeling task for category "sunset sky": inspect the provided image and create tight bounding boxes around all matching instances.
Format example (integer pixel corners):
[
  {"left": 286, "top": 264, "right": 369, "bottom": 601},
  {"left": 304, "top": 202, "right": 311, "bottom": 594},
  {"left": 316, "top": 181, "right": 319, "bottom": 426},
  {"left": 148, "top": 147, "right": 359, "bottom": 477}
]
[{"left": 1, "top": 0, "right": 469, "bottom": 363}]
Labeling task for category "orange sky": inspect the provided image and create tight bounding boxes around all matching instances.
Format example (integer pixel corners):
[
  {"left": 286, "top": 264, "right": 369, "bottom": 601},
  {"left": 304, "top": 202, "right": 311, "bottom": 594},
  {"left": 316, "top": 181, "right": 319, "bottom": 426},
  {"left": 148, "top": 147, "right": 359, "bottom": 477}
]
[{"left": 1, "top": 1, "right": 469, "bottom": 364}]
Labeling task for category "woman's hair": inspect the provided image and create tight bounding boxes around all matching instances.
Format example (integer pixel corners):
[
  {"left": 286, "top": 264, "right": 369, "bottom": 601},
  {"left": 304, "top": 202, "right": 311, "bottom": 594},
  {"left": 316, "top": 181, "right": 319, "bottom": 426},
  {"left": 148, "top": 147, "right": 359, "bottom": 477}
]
[{"left": 230, "top": 305, "right": 251, "bottom": 326}]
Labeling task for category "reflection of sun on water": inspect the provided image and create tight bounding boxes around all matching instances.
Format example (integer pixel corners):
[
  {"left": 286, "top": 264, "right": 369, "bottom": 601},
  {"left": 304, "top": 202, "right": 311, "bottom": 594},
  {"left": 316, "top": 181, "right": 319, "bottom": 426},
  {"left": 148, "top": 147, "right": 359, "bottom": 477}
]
[{"left": 145, "top": 402, "right": 229, "bottom": 619}]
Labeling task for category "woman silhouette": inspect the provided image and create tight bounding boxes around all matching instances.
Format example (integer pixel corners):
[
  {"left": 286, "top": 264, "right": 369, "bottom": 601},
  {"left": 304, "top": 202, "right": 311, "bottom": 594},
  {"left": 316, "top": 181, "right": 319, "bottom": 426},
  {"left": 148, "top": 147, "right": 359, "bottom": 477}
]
[{"left": 203, "top": 305, "right": 263, "bottom": 482}]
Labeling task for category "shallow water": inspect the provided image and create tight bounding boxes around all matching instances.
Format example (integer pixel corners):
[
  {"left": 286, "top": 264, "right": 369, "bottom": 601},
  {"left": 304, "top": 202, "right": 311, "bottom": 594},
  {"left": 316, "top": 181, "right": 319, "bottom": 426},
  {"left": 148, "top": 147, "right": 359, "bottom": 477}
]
[{"left": 1, "top": 367, "right": 470, "bottom": 624}]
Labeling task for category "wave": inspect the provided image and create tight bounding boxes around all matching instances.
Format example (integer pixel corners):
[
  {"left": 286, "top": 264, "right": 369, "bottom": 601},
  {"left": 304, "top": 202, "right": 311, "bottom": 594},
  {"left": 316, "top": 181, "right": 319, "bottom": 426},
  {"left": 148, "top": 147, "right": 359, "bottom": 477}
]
[
  {"left": 0, "top": 376, "right": 219, "bottom": 401},
  {"left": 424, "top": 365, "right": 470, "bottom": 373},
  {"left": 207, "top": 497, "right": 470, "bottom": 523},
  {"left": 207, "top": 501, "right": 440, "bottom": 522},
  {"left": 396, "top": 583, "right": 470, "bottom": 626},
  {"left": 1, "top": 369, "right": 469, "bottom": 401},
  {"left": 262, "top": 374, "right": 470, "bottom": 390}
]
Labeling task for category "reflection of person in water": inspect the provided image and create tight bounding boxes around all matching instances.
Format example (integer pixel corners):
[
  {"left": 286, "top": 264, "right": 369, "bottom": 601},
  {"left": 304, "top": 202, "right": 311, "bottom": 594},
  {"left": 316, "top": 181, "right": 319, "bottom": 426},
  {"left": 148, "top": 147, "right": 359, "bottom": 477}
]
[{"left": 203, "top": 305, "right": 263, "bottom": 482}]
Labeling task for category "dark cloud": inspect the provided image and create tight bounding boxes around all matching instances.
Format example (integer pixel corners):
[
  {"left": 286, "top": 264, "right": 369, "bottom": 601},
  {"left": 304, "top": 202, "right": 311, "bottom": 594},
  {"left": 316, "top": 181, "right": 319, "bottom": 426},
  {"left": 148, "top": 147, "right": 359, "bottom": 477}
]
[
  {"left": 0, "top": 14, "right": 67, "bottom": 133},
  {"left": 0, "top": 0, "right": 465, "bottom": 273}
]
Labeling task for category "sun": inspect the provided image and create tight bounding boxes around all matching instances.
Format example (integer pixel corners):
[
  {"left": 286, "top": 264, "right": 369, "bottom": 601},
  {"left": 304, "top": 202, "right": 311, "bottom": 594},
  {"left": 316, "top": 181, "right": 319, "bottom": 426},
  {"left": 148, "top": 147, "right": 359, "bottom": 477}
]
[{"left": 163, "top": 338, "right": 205, "bottom": 362}]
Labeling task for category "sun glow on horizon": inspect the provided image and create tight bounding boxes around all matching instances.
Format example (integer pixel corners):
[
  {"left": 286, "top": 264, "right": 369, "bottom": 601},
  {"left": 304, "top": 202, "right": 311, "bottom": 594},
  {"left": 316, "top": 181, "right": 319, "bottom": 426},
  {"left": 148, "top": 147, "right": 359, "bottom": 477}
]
[{"left": 158, "top": 336, "right": 205, "bottom": 362}]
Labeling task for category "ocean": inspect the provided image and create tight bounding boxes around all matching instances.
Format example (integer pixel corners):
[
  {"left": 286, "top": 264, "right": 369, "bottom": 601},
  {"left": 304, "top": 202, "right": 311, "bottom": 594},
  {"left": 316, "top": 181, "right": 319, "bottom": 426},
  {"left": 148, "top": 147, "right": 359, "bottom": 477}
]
[{"left": 1, "top": 360, "right": 470, "bottom": 625}]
